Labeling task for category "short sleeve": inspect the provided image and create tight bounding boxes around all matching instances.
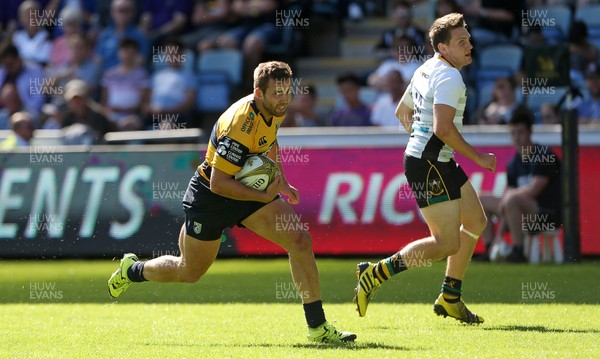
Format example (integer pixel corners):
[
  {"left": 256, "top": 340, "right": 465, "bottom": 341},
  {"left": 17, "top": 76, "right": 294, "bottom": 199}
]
[
  {"left": 211, "top": 112, "right": 254, "bottom": 175},
  {"left": 531, "top": 147, "right": 560, "bottom": 178},
  {"left": 506, "top": 157, "right": 517, "bottom": 188},
  {"left": 433, "top": 70, "right": 463, "bottom": 108}
]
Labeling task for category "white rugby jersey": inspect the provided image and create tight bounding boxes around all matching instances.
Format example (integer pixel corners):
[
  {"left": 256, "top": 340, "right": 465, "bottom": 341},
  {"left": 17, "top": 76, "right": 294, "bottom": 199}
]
[{"left": 405, "top": 53, "right": 467, "bottom": 162}]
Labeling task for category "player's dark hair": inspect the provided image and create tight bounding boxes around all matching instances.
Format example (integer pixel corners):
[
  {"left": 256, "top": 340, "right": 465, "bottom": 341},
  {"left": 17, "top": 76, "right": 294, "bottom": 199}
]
[
  {"left": 254, "top": 61, "right": 293, "bottom": 93},
  {"left": 393, "top": 0, "right": 411, "bottom": 10},
  {"left": 162, "top": 37, "right": 184, "bottom": 50},
  {"left": 336, "top": 72, "right": 362, "bottom": 86},
  {"left": 0, "top": 41, "right": 20, "bottom": 59},
  {"left": 118, "top": 38, "right": 139, "bottom": 51},
  {"left": 429, "top": 12, "right": 466, "bottom": 52},
  {"left": 509, "top": 110, "right": 534, "bottom": 131}
]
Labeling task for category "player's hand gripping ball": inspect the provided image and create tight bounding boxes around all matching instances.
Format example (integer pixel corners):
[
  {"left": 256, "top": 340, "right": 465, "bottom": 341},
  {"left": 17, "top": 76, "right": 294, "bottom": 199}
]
[{"left": 235, "top": 155, "right": 278, "bottom": 191}]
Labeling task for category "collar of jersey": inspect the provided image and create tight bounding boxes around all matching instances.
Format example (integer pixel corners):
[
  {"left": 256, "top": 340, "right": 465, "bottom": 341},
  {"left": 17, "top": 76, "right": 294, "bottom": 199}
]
[
  {"left": 250, "top": 99, "right": 274, "bottom": 127},
  {"left": 436, "top": 53, "right": 456, "bottom": 69}
]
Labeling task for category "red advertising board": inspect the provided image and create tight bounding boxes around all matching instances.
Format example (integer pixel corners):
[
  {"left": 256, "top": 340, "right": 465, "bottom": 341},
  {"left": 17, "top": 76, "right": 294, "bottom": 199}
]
[{"left": 231, "top": 146, "right": 599, "bottom": 256}]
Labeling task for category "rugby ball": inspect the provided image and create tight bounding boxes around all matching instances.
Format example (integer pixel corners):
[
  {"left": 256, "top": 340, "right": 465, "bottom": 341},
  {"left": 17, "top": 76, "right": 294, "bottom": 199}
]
[{"left": 235, "top": 155, "right": 278, "bottom": 191}]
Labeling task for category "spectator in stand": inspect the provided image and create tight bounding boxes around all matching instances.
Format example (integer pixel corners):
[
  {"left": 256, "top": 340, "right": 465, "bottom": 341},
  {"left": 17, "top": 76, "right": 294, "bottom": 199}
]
[
  {"left": 47, "top": 32, "right": 101, "bottom": 99},
  {"left": 101, "top": 38, "right": 149, "bottom": 131},
  {"left": 138, "top": 0, "right": 193, "bottom": 45},
  {"left": 462, "top": 0, "right": 521, "bottom": 47},
  {"left": 480, "top": 111, "right": 561, "bottom": 263},
  {"left": 368, "top": 35, "right": 423, "bottom": 92},
  {"left": 370, "top": 70, "right": 406, "bottom": 127},
  {"left": 95, "top": 0, "right": 149, "bottom": 71},
  {"left": 283, "top": 85, "right": 326, "bottom": 127},
  {"left": 180, "top": 0, "right": 233, "bottom": 54},
  {"left": 578, "top": 67, "right": 600, "bottom": 124},
  {"left": 0, "top": 84, "right": 23, "bottom": 130},
  {"left": 476, "top": 77, "right": 528, "bottom": 125},
  {"left": 147, "top": 38, "right": 196, "bottom": 129},
  {"left": 43, "top": 0, "right": 97, "bottom": 37},
  {"left": 539, "top": 102, "right": 560, "bottom": 125},
  {"left": 61, "top": 79, "right": 116, "bottom": 144},
  {"left": 330, "top": 72, "right": 371, "bottom": 126},
  {"left": 569, "top": 20, "right": 599, "bottom": 83},
  {"left": 435, "top": 0, "right": 462, "bottom": 18},
  {"left": 374, "top": 0, "right": 425, "bottom": 61},
  {"left": 0, "top": 42, "right": 45, "bottom": 123},
  {"left": 0, "top": 111, "right": 35, "bottom": 150},
  {"left": 48, "top": 7, "right": 84, "bottom": 69},
  {"left": 212, "top": 0, "right": 282, "bottom": 80},
  {"left": 12, "top": 1, "right": 53, "bottom": 67},
  {"left": 520, "top": 24, "right": 547, "bottom": 47}
]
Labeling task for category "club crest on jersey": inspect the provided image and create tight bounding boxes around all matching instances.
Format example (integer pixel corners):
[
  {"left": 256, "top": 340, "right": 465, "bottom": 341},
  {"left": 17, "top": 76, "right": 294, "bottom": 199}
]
[
  {"left": 193, "top": 222, "right": 202, "bottom": 234},
  {"left": 258, "top": 136, "right": 267, "bottom": 146},
  {"left": 428, "top": 179, "right": 445, "bottom": 196}
]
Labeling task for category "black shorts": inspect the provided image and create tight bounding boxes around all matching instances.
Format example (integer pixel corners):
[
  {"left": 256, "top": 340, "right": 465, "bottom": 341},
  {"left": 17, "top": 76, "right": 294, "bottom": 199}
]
[
  {"left": 404, "top": 155, "right": 469, "bottom": 208},
  {"left": 182, "top": 171, "right": 278, "bottom": 240}
]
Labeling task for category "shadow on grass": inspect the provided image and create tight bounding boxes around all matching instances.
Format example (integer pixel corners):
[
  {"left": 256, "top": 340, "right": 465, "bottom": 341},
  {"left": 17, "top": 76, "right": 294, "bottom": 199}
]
[
  {"left": 483, "top": 325, "right": 600, "bottom": 334},
  {"left": 142, "top": 341, "right": 415, "bottom": 351},
  {"left": 2, "top": 260, "right": 600, "bottom": 304}
]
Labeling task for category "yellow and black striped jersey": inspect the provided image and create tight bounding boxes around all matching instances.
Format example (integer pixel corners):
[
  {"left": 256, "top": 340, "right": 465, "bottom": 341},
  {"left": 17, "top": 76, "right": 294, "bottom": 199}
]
[{"left": 198, "top": 94, "right": 283, "bottom": 182}]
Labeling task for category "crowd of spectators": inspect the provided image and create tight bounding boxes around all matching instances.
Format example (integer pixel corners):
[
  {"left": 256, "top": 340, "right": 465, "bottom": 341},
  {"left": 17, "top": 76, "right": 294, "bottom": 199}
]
[
  {"left": 326, "top": 0, "right": 600, "bottom": 127},
  {"left": 0, "top": 0, "right": 296, "bottom": 146},
  {"left": 1, "top": 0, "right": 600, "bottom": 147}
]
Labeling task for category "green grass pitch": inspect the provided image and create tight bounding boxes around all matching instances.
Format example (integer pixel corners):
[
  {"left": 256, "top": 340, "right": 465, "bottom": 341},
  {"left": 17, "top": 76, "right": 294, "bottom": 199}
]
[{"left": 0, "top": 258, "right": 599, "bottom": 358}]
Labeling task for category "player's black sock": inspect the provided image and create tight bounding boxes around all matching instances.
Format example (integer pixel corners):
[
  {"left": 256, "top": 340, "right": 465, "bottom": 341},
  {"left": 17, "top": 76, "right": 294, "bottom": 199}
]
[
  {"left": 127, "top": 261, "right": 148, "bottom": 282},
  {"left": 303, "top": 300, "right": 326, "bottom": 328},
  {"left": 441, "top": 276, "right": 462, "bottom": 301},
  {"left": 374, "top": 252, "right": 407, "bottom": 282}
]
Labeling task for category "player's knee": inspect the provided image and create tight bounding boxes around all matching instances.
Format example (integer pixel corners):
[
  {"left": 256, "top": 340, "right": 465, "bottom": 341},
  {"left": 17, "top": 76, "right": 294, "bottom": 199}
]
[
  {"left": 503, "top": 190, "right": 522, "bottom": 208},
  {"left": 288, "top": 230, "right": 313, "bottom": 254},
  {"left": 465, "top": 212, "right": 488, "bottom": 236},
  {"left": 434, "top": 233, "right": 461, "bottom": 257},
  {"left": 180, "top": 270, "right": 203, "bottom": 283},
  {"left": 444, "top": 238, "right": 461, "bottom": 256}
]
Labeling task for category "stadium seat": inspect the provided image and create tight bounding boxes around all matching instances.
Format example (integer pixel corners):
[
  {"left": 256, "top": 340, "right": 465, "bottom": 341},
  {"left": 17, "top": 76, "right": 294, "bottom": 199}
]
[
  {"left": 478, "top": 44, "right": 523, "bottom": 74},
  {"left": 196, "top": 72, "right": 231, "bottom": 112},
  {"left": 475, "top": 45, "right": 523, "bottom": 107},
  {"left": 526, "top": 86, "right": 569, "bottom": 115},
  {"left": 575, "top": 5, "right": 600, "bottom": 48},
  {"left": 532, "top": 5, "right": 571, "bottom": 44},
  {"left": 575, "top": 4, "right": 600, "bottom": 27},
  {"left": 152, "top": 49, "right": 196, "bottom": 74},
  {"left": 477, "top": 81, "right": 495, "bottom": 107},
  {"left": 197, "top": 49, "right": 243, "bottom": 86},
  {"left": 266, "top": 3, "right": 303, "bottom": 56}
]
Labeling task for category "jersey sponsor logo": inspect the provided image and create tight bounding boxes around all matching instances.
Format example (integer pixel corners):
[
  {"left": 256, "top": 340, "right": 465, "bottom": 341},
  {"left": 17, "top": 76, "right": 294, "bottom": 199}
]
[
  {"left": 216, "top": 136, "right": 248, "bottom": 166},
  {"left": 193, "top": 222, "right": 202, "bottom": 234},
  {"left": 258, "top": 136, "right": 268, "bottom": 147},
  {"left": 241, "top": 113, "right": 255, "bottom": 134}
]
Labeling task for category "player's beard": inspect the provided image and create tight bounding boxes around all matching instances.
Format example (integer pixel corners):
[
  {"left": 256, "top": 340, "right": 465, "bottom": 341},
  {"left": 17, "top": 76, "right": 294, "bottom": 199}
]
[{"left": 268, "top": 102, "right": 288, "bottom": 117}]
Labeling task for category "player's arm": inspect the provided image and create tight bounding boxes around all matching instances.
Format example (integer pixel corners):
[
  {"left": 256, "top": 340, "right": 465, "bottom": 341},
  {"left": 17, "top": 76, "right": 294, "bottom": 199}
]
[
  {"left": 510, "top": 176, "right": 549, "bottom": 199},
  {"left": 268, "top": 140, "right": 300, "bottom": 204},
  {"left": 209, "top": 116, "right": 282, "bottom": 202},
  {"left": 210, "top": 166, "right": 281, "bottom": 203},
  {"left": 433, "top": 105, "right": 496, "bottom": 171},
  {"left": 395, "top": 86, "right": 414, "bottom": 133}
]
